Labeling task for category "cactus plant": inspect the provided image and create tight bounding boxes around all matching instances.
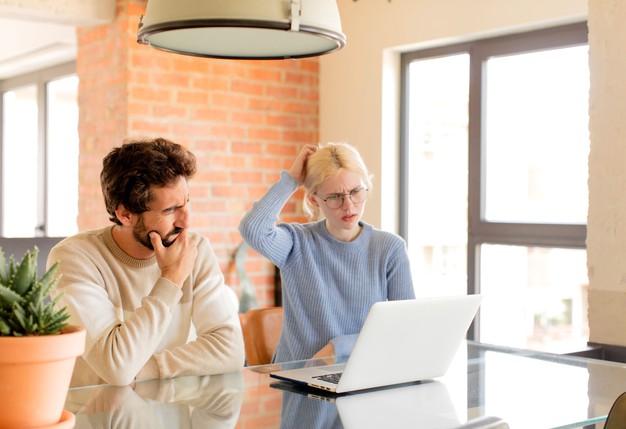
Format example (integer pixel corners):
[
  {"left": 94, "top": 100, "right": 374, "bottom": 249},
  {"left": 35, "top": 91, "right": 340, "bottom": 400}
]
[{"left": 0, "top": 246, "right": 70, "bottom": 336}]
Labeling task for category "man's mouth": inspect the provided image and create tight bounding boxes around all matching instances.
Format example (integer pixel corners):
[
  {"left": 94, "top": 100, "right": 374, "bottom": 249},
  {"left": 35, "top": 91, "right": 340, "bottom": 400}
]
[{"left": 162, "top": 227, "right": 183, "bottom": 247}]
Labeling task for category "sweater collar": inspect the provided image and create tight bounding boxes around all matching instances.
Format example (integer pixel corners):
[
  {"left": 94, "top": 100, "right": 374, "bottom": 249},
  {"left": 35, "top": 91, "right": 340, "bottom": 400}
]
[
  {"left": 315, "top": 219, "right": 372, "bottom": 248},
  {"left": 102, "top": 226, "right": 157, "bottom": 269}
]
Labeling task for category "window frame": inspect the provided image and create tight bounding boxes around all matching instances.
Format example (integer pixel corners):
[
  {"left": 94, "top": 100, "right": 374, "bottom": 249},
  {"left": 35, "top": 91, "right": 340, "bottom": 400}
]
[
  {"left": 399, "top": 22, "right": 588, "bottom": 340},
  {"left": 0, "top": 61, "right": 77, "bottom": 237}
]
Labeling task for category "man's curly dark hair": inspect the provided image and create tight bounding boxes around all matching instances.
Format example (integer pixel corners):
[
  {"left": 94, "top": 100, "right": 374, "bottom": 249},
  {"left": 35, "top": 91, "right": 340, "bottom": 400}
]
[{"left": 100, "top": 138, "right": 197, "bottom": 225}]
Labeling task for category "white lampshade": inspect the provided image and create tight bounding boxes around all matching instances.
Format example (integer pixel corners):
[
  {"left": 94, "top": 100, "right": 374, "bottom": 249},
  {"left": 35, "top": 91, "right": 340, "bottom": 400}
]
[{"left": 137, "top": 0, "right": 346, "bottom": 60}]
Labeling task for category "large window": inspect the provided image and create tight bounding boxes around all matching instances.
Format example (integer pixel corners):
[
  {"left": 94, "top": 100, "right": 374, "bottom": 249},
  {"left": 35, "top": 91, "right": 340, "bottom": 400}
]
[
  {"left": 1, "top": 62, "right": 78, "bottom": 238},
  {"left": 400, "top": 23, "right": 589, "bottom": 353}
]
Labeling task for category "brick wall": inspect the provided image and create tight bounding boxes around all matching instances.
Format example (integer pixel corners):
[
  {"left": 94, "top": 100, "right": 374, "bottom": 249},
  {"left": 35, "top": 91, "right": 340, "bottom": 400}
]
[{"left": 77, "top": 0, "right": 315, "bottom": 306}]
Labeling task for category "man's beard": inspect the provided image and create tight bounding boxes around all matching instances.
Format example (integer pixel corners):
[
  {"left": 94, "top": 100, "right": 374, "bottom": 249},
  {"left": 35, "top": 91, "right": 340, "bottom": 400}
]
[{"left": 133, "top": 216, "right": 183, "bottom": 251}]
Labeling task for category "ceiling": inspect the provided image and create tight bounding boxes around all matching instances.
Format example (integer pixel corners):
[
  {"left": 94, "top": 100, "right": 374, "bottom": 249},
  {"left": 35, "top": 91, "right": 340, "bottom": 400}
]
[
  {"left": 0, "top": 17, "right": 77, "bottom": 79},
  {"left": 0, "top": 0, "right": 115, "bottom": 80}
]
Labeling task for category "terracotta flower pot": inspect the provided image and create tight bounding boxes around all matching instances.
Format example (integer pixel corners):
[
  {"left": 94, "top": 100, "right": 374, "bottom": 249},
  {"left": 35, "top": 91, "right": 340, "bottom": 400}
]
[{"left": 0, "top": 325, "right": 85, "bottom": 429}]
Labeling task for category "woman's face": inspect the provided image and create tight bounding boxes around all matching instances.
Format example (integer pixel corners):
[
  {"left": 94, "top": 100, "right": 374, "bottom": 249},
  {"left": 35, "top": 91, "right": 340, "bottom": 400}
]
[{"left": 311, "top": 169, "right": 368, "bottom": 242}]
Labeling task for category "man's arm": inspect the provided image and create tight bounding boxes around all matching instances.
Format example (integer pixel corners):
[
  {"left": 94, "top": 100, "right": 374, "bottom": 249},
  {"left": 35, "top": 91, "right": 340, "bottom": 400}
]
[
  {"left": 48, "top": 233, "right": 183, "bottom": 386},
  {"left": 137, "top": 236, "right": 245, "bottom": 380}
]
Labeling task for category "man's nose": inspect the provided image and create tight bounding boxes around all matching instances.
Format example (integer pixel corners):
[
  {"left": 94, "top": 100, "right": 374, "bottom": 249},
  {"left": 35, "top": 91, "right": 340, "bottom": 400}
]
[{"left": 176, "top": 205, "right": 191, "bottom": 228}]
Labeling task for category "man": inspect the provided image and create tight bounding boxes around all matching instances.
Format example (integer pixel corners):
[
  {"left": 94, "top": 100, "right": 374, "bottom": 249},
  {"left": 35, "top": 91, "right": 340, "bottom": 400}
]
[{"left": 48, "top": 138, "right": 245, "bottom": 387}]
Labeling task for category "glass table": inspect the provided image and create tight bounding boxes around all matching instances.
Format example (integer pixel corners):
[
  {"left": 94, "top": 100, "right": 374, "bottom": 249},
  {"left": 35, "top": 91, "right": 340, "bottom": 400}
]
[{"left": 64, "top": 341, "right": 623, "bottom": 428}]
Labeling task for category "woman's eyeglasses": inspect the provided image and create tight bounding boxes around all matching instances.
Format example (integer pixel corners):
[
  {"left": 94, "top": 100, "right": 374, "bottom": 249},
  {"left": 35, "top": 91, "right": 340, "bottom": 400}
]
[{"left": 318, "top": 187, "right": 369, "bottom": 209}]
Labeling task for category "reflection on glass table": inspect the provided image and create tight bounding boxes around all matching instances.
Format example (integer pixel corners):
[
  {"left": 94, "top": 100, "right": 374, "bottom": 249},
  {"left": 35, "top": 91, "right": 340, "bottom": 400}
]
[
  {"left": 65, "top": 372, "right": 243, "bottom": 429},
  {"left": 64, "top": 341, "right": 626, "bottom": 428},
  {"left": 274, "top": 378, "right": 470, "bottom": 429}
]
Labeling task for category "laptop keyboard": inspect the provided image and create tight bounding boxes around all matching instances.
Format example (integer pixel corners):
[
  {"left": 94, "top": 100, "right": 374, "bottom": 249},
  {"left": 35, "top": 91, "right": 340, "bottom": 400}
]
[{"left": 312, "top": 372, "right": 342, "bottom": 385}]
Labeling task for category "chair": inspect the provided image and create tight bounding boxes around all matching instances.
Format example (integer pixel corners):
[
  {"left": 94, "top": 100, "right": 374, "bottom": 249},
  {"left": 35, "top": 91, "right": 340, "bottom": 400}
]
[
  {"left": 242, "top": 307, "right": 283, "bottom": 366},
  {"left": 605, "top": 392, "right": 626, "bottom": 429}
]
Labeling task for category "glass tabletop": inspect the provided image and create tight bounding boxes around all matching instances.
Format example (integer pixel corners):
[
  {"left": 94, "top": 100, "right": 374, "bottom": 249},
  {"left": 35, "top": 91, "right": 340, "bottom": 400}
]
[{"left": 64, "top": 341, "right": 622, "bottom": 428}]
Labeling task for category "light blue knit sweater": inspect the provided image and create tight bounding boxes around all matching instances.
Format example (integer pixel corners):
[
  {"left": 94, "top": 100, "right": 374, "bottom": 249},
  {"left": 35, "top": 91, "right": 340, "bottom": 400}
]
[{"left": 238, "top": 171, "right": 415, "bottom": 362}]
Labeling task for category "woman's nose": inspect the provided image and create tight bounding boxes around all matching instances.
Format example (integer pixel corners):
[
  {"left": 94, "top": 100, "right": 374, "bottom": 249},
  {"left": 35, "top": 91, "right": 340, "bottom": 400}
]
[{"left": 340, "top": 196, "right": 354, "bottom": 209}]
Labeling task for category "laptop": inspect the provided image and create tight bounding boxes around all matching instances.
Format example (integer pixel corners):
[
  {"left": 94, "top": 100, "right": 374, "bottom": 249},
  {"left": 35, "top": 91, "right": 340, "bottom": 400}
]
[{"left": 270, "top": 294, "right": 482, "bottom": 394}]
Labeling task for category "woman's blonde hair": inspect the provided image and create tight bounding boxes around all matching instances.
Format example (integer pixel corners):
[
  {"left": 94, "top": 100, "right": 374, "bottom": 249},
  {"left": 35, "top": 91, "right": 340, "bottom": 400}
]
[{"left": 302, "top": 142, "right": 373, "bottom": 220}]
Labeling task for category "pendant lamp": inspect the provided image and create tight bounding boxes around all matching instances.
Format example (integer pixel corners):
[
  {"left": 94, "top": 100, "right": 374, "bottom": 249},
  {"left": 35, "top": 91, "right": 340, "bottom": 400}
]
[{"left": 137, "top": 0, "right": 346, "bottom": 60}]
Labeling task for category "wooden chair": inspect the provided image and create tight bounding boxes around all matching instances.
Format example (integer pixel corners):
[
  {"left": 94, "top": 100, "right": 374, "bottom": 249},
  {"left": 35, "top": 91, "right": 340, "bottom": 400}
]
[
  {"left": 242, "top": 307, "right": 283, "bottom": 366},
  {"left": 605, "top": 392, "right": 626, "bottom": 429}
]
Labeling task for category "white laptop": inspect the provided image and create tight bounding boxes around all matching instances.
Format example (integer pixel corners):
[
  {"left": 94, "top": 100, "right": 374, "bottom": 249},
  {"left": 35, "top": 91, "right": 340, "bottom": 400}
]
[{"left": 270, "top": 294, "right": 482, "bottom": 394}]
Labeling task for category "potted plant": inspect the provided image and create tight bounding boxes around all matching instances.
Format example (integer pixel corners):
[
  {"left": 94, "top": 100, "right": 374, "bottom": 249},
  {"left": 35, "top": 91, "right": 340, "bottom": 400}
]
[{"left": 0, "top": 246, "right": 85, "bottom": 429}]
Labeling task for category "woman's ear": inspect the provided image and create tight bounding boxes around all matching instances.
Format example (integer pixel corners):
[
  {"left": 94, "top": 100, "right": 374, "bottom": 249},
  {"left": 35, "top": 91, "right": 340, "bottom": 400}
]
[
  {"left": 307, "top": 193, "right": 319, "bottom": 207},
  {"left": 115, "top": 204, "right": 133, "bottom": 226}
]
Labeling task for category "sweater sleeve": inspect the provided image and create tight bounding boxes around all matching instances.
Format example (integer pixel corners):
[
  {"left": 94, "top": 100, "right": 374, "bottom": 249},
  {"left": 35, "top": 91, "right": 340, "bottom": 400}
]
[
  {"left": 238, "top": 170, "right": 299, "bottom": 268},
  {"left": 49, "top": 241, "right": 183, "bottom": 386},
  {"left": 142, "top": 237, "right": 245, "bottom": 380},
  {"left": 330, "top": 334, "right": 359, "bottom": 359},
  {"left": 386, "top": 236, "right": 416, "bottom": 300}
]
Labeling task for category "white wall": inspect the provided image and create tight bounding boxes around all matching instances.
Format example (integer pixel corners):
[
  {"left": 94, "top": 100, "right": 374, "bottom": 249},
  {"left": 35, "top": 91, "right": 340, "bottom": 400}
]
[
  {"left": 319, "top": 0, "right": 587, "bottom": 231},
  {"left": 587, "top": 0, "right": 626, "bottom": 346}
]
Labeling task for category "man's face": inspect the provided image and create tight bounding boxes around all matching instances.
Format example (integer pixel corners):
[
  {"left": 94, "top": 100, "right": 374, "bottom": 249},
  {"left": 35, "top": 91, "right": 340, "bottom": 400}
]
[{"left": 132, "top": 177, "right": 191, "bottom": 251}]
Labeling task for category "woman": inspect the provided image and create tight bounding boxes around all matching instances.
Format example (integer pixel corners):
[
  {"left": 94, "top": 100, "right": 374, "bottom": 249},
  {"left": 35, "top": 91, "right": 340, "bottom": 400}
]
[{"left": 238, "top": 142, "right": 415, "bottom": 362}]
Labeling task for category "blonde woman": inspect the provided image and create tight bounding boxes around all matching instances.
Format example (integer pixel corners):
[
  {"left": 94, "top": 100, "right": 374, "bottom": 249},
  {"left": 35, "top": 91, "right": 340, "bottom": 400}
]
[{"left": 239, "top": 143, "right": 415, "bottom": 363}]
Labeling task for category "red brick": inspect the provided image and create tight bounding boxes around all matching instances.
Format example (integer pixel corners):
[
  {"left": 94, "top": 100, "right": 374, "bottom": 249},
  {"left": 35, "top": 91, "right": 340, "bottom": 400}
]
[
  {"left": 266, "top": 114, "right": 299, "bottom": 128},
  {"left": 248, "top": 67, "right": 282, "bottom": 82},
  {"left": 152, "top": 71, "right": 190, "bottom": 88},
  {"left": 176, "top": 90, "right": 209, "bottom": 105},
  {"left": 247, "top": 128, "right": 281, "bottom": 141},
  {"left": 232, "top": 141, "right": 265, "bottom": 155},
  {"left": 213, "top": 93, "right": 248, "bottom": 110},
  {"left": 266, "top": 144, "right": 297, "bottom": 156},
  {"left": 191, "top": 107, "right": 229, "bottom": 123},
  {"left": 130, "top": 86, "right": 171, "bottom": 102},
  {"left": 231, "top": 111, "right": 265, "bottom": 126},
  {"left": 266, "top": 85, "right": 299, "bottom": 99},
  {"left": 231, "top": 171, "right": 264, "bottom": 184},
  {"left": 192, "top": 76, "right": 230, "bottom": 91},
  {"left": 231, "top": 80, "right": 265, "bottom": 96},
  {"left": 152, "top": 105, "right": 187, "bottom": 118}
]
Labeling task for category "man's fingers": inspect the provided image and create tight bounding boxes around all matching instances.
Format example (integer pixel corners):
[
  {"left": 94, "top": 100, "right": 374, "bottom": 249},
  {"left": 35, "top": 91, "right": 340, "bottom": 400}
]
[{"left": 149, "top": 231, "right": 163, "bottom": 252}]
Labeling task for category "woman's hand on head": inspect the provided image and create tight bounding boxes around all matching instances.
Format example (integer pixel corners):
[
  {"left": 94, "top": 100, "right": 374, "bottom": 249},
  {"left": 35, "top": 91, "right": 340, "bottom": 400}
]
[{"left": 289, "top": 144, "right": 318, "bottom": 186}]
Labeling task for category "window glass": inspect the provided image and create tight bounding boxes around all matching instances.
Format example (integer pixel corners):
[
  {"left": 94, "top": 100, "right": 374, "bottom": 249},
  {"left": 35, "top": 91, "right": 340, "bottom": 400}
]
[
  {"left": 402, "top": 24, "right": 589, "bottom": 353},
  {"left": 480, "top": 244, "right": 589, "bottom": 352},
  {"left": 2, "top": 85, "right": 39, "bottom": 237},
  {"left": 484, "top": 46, "right": 590, "bottom": 224},
  {"left": 406, "top": 53, "right": 469, "bottom": 298},
  {"left": 47, "top": 75, "right": 79, "bottom": 237}
]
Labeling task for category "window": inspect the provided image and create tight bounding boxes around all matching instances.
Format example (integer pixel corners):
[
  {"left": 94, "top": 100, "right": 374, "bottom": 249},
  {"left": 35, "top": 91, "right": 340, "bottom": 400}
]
[
  {"left": 400, "top": 23, "right": 589, "bottom": 353},
  {"left": 1, "top": 62, "right": 78, "bottom": 238}
]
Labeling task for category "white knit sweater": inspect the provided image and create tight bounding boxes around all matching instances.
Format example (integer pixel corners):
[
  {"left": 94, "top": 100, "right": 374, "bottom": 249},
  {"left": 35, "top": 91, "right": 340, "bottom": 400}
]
[{"left": 48, "top": 226, "right": 245, "bottom": 387}]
